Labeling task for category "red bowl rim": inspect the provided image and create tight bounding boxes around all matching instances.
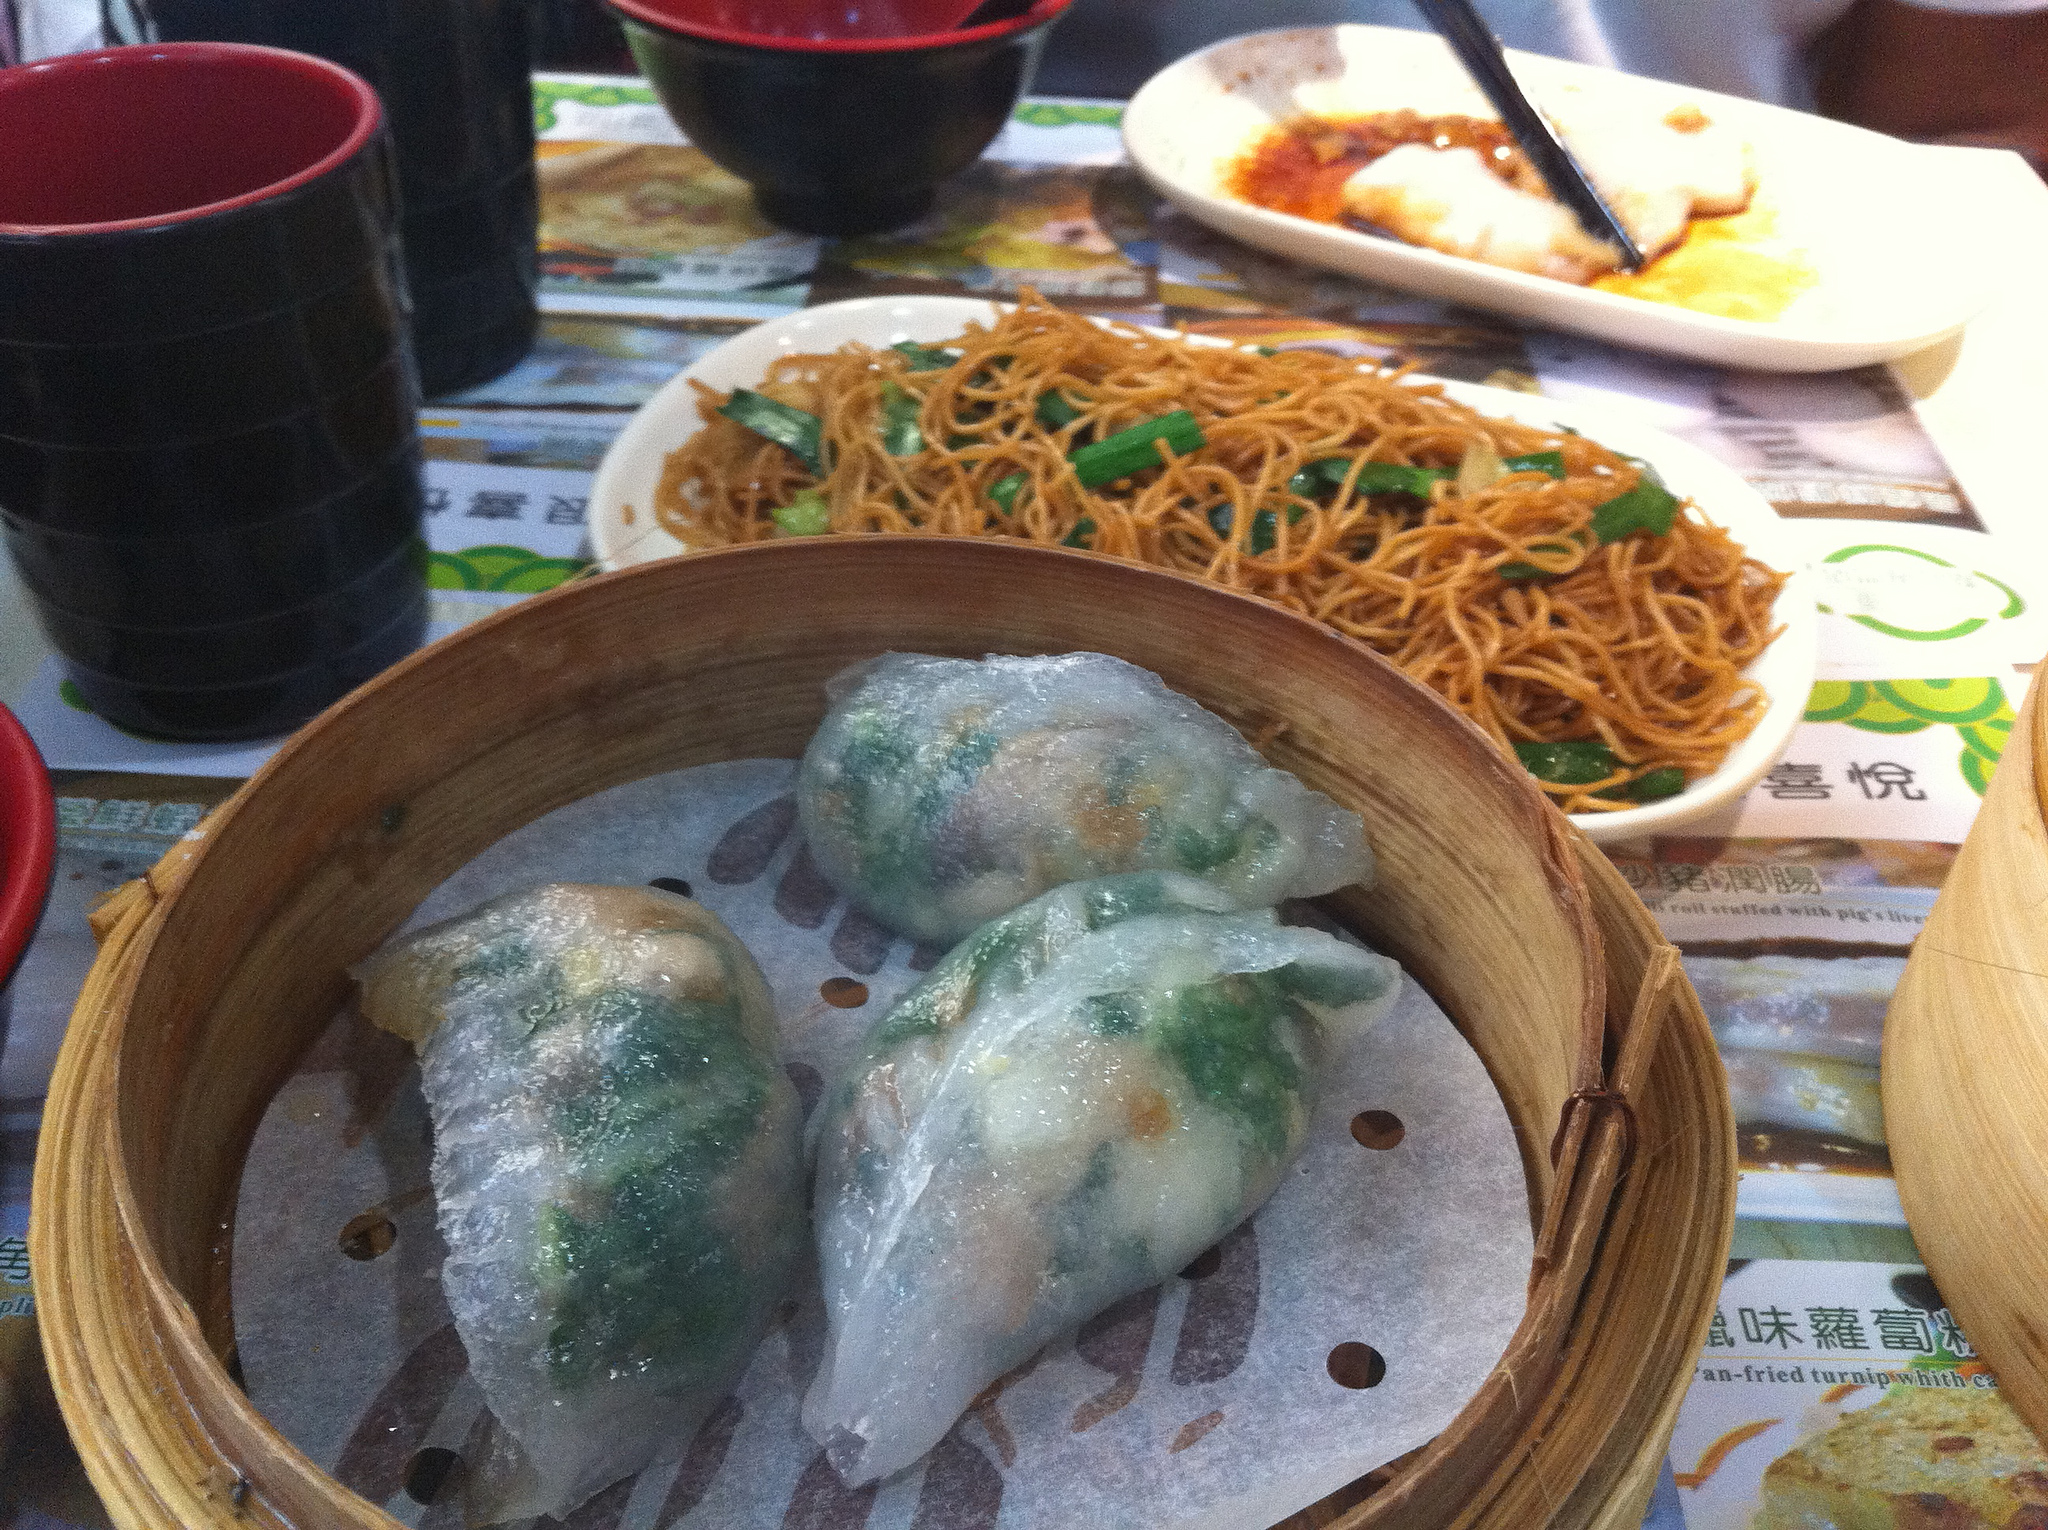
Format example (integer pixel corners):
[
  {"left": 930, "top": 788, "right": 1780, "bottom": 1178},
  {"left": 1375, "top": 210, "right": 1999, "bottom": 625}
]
[
  {"left": 0, "top": 701, "right": 54, "bottom": 987},
  {"left": 0, "top": 42, "right": 384, "bottom": 237},
  {"left": 607, "top": 0, "right": 1070, "bottom": 54}
]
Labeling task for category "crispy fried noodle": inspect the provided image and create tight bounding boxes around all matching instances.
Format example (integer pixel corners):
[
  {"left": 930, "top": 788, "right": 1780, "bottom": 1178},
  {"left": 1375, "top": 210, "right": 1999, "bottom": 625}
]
[{"left": 654, "top": 293, "right": 1787, "bottom": 812}]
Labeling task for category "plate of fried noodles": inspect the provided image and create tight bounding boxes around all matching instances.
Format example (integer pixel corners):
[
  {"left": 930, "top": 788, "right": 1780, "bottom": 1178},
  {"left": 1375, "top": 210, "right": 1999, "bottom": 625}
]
[{"left": 589, "top": 293, "right": 1815, "bottom": 842}]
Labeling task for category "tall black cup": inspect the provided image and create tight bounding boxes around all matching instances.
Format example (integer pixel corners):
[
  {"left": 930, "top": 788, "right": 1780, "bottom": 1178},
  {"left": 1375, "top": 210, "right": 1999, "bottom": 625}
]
[
  {"left": 0, "top": 42, "right": 429, "bottom": 740},
  {"left": 123, "top": 0, "right": 543, "bottom": 398}
]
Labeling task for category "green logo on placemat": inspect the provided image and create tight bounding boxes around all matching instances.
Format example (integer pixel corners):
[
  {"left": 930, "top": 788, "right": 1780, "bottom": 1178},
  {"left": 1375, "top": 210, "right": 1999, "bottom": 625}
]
[
  {"left": 1011, "top": 102, "right": 1124, "bottom": 128},
  {"left": 532, "top": 79, "right": 661, "bottom": 135},
  {"left": 1804, "top": 678, "right": 2016, "bottom": 796},
  {"left": 429, "top": 545, "right": 589, "bottom": 593},
  {"left": 1815, "top": 543, "right": 2025, "bottom": 642}
]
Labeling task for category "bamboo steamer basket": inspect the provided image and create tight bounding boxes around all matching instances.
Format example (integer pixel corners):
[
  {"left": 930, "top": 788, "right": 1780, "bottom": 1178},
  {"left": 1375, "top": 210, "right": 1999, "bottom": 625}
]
[
  {"left": 1887, "top": 665, "right": 2048, "bottom": 1441},
  {"left": 30, "top": 538, "right": 1733, "bottom": 1529}
]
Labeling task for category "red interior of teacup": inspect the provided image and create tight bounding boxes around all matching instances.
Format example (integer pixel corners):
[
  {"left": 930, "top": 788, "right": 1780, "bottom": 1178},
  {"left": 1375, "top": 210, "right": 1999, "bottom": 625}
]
[
  {"left": 609, "top": 0, "right": 1067, "bottom": 52},
  {"left": 0, "top": 43, "right": 381, "bottom": 234}
]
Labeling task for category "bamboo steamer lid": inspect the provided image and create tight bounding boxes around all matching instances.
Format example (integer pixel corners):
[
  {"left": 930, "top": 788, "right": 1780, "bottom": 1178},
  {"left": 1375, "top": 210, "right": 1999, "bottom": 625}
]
[
  {"left": 1887, "top": 665, "right": 2048, "bottom": 1440},
  {"left": 28, "top": 539, "right": 1734, "bottom": 1528}
]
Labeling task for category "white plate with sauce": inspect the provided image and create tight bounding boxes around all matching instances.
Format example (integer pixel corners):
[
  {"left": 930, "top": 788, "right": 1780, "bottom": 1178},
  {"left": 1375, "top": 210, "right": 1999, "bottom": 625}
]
[
  {"left": 589, "top": 294, "right": 1817, "bottom": 842},
  {"left": 1123, "top": 25, "right": 2001, "bottom": 373}
]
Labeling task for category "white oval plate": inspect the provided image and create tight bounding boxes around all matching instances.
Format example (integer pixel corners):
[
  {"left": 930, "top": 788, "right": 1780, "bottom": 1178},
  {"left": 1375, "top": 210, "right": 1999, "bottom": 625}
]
[
  {"left": 590, "top": 295, "right": 1816, "bottom": 842},
  {"left": 1122, "top": 25, "right": 1999, "bottom": 373}
]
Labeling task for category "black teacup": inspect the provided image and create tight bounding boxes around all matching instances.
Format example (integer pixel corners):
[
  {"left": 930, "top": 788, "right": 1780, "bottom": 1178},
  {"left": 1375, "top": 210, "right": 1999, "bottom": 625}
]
[
  {"left": 0, "top": 42, "right": 429, "bottom": 741},
  {"left": 127, "top": 0, "right": 543, "bottom": 398}
]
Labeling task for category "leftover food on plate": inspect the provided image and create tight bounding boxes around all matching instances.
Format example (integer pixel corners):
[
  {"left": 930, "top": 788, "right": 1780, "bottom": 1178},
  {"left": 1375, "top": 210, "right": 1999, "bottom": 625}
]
[
  {"left": 1120, "top": 24, "right": 1990, "bottom": 367},
  {"left": 803, "top": 870, "right": 1401, "bottom": 1483},
  {"left": 353, "top": 883, "right": 807, "bottom": 1524},
  {"left": 798, "top": 651, "right": 1372, "bottom": 945},
  {"left": 1225, "top": 104, "right": 1815, "bottom": 320},
  {"left": 653, "top": 294, "right": 1789, "bottom": 812}
]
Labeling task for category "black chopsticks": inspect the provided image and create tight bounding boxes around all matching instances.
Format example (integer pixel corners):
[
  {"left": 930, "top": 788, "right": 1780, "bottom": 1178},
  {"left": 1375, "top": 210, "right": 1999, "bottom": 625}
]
[{"left": 1410, "top": 0, "right": 1647, "bottom": 271}]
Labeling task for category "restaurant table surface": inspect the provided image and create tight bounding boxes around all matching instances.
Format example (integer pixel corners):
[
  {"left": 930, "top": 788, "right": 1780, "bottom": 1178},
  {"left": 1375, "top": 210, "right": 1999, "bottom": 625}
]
[{"left": 3, "top": 74, "right": 2048, "bottom": 1530}]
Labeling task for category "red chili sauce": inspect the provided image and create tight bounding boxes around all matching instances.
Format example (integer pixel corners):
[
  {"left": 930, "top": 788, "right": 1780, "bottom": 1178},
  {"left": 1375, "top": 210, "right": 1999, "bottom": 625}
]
[{"left": 1226, "top": 110, "right": 1538, "bottom": 226}]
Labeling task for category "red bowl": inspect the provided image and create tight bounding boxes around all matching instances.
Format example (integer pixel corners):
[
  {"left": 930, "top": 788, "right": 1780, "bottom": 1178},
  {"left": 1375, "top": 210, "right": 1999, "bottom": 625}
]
[{"left": 0, "top": 702, "right": 55, "bottom": 988}]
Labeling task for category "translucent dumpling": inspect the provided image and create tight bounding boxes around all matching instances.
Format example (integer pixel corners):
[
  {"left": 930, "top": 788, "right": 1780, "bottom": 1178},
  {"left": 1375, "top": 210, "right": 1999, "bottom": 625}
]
[
  {"left": 355, "top": 883, "right": 806, "bottom": 1524},
  {"left": 797, "top": 651, "right": 1373, "bottom": 944},
  {"left": 803, "top": 871, "right": 1400, "bottom": 1484}
]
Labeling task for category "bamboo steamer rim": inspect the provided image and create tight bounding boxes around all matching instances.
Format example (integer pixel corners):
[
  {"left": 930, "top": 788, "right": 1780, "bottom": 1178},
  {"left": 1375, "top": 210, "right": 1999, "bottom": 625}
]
[
  {"left": 1887, "top": 660, "right": 2048, "bottom": 1447},
  {"left": 28, "top": 538, "right": 1734, "bottom": 1529}
]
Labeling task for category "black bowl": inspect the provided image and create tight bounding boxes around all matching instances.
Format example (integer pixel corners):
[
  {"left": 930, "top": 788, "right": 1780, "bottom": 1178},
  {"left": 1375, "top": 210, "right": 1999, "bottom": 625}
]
[{"left": 606, "top": 0, "right": 1073, "bottom": 235}]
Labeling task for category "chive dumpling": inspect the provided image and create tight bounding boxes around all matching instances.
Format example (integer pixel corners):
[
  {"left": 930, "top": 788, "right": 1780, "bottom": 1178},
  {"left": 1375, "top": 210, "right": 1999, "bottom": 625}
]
[
  {"left": 796, "top": 651, "right": 1373, "bottom": 945},
  {"left": 802, "top": 871, "right": 1400, "bottom": 1484},
  {"left": 354, "top": 883, "right": 805, "bottom": 1524}
]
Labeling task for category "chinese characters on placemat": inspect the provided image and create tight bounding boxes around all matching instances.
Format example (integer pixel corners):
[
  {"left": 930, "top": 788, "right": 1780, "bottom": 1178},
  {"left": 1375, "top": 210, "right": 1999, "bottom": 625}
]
[{"left": 1669, "top": 1261, "right": 2037, "bottom": 1530}]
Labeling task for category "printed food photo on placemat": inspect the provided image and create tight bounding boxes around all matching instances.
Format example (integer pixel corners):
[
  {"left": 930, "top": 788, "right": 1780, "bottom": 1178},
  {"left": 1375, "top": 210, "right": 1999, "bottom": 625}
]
[
  {"left": 536, "top": 142, "right": 817, "bottom": 307},
  {"left": 437, "top": 314, "right": 754, "bottom": 410},
  {"left": 1609, "top": 836, "right": 1957, "bottom": 1227},
  {"left": 1668, "top": 1260, "right": 2036, "bottom": 1530},
  {"left": 806, "top": 163, "right": 1157, "bottom": 316},
  {"left": 1526, "top": 346, "right": 1985, "bottom": 532}
]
